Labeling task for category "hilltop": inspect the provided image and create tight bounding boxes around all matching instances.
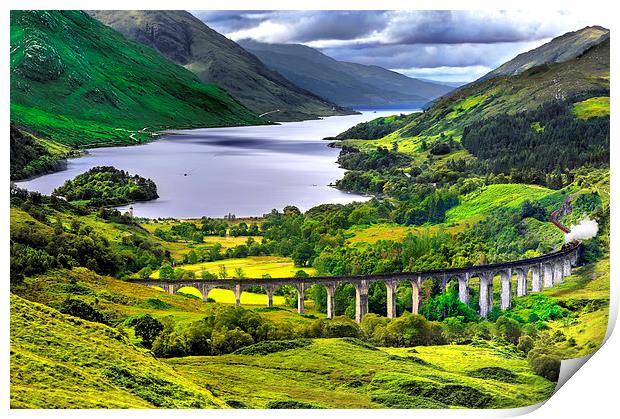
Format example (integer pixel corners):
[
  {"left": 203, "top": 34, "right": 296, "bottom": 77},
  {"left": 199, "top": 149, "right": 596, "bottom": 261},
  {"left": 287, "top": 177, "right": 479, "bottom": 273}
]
[
  {"left": 10, "top": 10, "right": 263, "bottom": 151},
  {"left": 89, "top": 10, "right": 352, "bottom": 121},
  {"left": 239, "top": 39, "right": 453, "bottom": 108}
]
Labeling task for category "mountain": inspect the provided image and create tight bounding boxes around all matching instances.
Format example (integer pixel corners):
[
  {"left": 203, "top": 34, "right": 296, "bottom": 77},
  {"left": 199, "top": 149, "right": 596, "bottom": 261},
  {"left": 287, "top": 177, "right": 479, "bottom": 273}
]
[
  {"left": 10, "top": 10, "right": 264, "bottom": 150},
  {"left": 339, "top": 26, "right": 609, "bottom": 141},
  {"left": 238, "top": 39, "right": 454, "bottom": 108},
  {"left": 481, "top": 26, "right": 610, "bottom": 80},
  {"left": 336, "top": 27, "right": 609, "bottom": 187},
  {"left": 88, "top": 10, "right": 351, "bottom": 122}
]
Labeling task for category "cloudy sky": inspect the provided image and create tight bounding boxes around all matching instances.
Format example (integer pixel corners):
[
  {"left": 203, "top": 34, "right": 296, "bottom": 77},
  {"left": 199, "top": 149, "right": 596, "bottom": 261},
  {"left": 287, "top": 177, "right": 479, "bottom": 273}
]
[{"left": 191, "top": 10, "right": 609, "bottom": 82}]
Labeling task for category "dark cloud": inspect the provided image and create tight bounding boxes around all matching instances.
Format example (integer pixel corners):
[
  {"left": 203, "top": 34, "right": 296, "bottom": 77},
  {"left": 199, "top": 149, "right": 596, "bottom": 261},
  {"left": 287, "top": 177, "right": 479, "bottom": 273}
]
[{"left": 190, "top": 10, "right": 607, "bottom": 82}]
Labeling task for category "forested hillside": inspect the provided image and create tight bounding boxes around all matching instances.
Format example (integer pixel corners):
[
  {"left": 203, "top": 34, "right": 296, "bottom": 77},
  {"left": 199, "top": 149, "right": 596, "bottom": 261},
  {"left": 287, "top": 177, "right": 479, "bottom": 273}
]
[{"left": 334, "top": 28, "right": 609, "bottom": 196}]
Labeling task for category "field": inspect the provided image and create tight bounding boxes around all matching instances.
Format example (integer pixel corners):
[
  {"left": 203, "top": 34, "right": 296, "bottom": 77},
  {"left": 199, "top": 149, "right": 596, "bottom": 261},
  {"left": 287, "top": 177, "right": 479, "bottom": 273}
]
[
  {"left": 572, "top": 96, "right": 610, "bottom": 120},
  {"left": 151, "top": 256, "right": 316, "bottom": 279},
  {"left": 445, "top": 184, "right": 562, "bottom": 224},
  {"left": 169, "top": 338, "right": 554, "bottom": 409}
]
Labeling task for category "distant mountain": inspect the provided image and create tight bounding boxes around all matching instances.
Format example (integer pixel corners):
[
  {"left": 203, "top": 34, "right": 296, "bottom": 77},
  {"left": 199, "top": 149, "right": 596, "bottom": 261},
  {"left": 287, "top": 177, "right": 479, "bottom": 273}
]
[
  {"left": 89, "top": 10, "right": 351, "bottom": 122},
  {"left": 480, "top": 26, "right": 609, "bottom": 80},
  {"left": 238, "top": 39, "right": 454, "bottom": 108},
  {"left": 10, "top": 10, "right": 263, "bottom": 151},
  {"left": 417, "top": 79, "right": 467, "bottom": 88}
]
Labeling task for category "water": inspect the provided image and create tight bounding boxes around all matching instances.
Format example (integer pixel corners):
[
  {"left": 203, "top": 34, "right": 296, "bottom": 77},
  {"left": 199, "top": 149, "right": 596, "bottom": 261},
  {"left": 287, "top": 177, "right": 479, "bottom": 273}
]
[{"left": 16, "top": 110, "right": 417, "bottom": 218}]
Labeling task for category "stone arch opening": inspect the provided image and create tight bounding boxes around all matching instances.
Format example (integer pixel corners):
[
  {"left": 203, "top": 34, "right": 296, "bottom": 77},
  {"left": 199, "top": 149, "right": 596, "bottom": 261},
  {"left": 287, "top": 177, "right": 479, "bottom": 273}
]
[
  {"left": 176, "top": 286, "right": 204, "bottom": 301},
  {"left": 205, "top": 286, "right": 237, "bottom": 306},
  {"left": 394, "top": 280, "right": 413, "bottom": 316},
  {"left": 273, "top": 284, "right": 299, "bottom": 311},
  {"left": 334, "top": 282, "right": 356, "bottom": 318}
]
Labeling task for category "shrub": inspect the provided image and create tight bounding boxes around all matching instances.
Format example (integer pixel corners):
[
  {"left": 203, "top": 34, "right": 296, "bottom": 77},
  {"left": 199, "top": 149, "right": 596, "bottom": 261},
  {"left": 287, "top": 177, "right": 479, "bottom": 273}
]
[
  {"left": 266, "top": 400, "right": 323, "bottom": 409},
  {"left": 232, "top": 339, "right": 312, "bottom": 356},
  {"left": 529, "top": 354, "right": 561, "bottom": 381},
  {"left": 494, "top": 316, "right": 522, "bottom": 345},
  {"left": 467, "top": 367, "right": 518, "bottom": 383},
  {"left": 323, "top": 316, "right": 360, "bottom": 338},
  {"left": 517, "top": 335, "right": 535, "bottom": 354},
  {"left": 211, "top": 328, "right": 254, "bottom": 355},
  {"left": 59, "top": 298, "right": 107, "bottom": 324},
  {"left": 129, "top": 314, "right": 164, "bottom": 348}
]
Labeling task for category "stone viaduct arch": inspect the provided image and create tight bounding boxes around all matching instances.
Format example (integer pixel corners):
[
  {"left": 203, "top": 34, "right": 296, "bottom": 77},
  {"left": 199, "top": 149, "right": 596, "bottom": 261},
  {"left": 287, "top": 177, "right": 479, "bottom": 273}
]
[{"left": 130, "top": 242, "right": 581, "bottom": 323}]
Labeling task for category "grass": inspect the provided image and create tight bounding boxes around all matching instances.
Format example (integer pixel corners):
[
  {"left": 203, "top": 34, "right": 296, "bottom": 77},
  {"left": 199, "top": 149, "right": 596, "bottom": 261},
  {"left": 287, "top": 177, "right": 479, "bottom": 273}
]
[
  {"left": 572, "top": 96, "right": 610, "bottom": 119},
  {"left": 10, "top": 293, "right": 225, "bottom": 408},
  {"left": 345, "top": 223, "right": 467, "bottom": 246},
  {"left": 153, "top": 256, "right": 316, "bottom": 279},
  {"left": 445, "top": 184, "right": 560, "bottom": 224},
  {"left": 168, "top": 338, "right": 554, "bottom": 409},
  {"left": 11, "top": 11, "right": 262, "bottom": 148}
]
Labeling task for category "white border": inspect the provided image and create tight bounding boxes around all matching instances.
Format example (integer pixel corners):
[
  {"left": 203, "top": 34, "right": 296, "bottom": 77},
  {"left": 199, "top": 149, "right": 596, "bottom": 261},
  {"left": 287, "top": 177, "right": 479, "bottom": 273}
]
[{"left": 2, "top": 1, "right": 618, "bottom": 418}]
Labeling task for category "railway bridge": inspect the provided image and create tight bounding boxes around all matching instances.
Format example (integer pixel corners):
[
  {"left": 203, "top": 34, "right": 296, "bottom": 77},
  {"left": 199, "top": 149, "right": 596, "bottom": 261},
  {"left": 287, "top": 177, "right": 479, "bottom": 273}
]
[{"left": 129, "top": 241, "right": 581, "bottom": 323}]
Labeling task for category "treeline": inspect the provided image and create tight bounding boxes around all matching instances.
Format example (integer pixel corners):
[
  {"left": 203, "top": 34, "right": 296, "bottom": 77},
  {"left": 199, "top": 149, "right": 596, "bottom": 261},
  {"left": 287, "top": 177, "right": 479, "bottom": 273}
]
[
  {"left": 10, "top": 123, "right": 67, "bottom": 181},
  {"left": 153, "top": 218, "right": 261, "bottom": 243},
  {"left": 53, "top": 166, "right": 159, "bottom": 206},
  {"left": 10, "top": 187, "right": 166, "bottom": 282},
  {"left": 462, "top": 98, "right": 609, "bottom": 188}
]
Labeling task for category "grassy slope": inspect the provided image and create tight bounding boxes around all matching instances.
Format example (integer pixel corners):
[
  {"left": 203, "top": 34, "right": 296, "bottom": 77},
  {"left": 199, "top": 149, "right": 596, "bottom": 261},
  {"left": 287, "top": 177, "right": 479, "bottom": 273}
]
[
  {"left": 11, "top": 251, "right": 609, "bottom": 408},
  {"left": 10, "top": 293, "right": 226, "bottom": 408},
  {"left": 345, "top": 183, "right": 564, "bottom": 246},
  {"left": 341, "top": 38, "right": 609, "bottom": 163},
  {"left": 573, "top": 96, "right": 610, "bottom": 119},
  {"left": 89, "top": 10, "right": 349, "bottom": 122},
  {"left": 10, "top": 11, "right": 263, "bottom": 148},
  {"left": 169, "top": 338, "right": 554, "bottom": 409}
]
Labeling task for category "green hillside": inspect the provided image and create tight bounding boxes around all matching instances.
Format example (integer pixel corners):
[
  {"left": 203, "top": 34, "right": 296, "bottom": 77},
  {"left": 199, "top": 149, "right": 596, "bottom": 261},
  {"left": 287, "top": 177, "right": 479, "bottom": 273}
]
[
  {"left": 88, "top": 10, "right": 352, "bottom": 122},
  {"left": 10, "top": 11, "right": 263, "bottom": 149},
  {"left": 10, "top": 293, "right": 225, "bottom": 408}
]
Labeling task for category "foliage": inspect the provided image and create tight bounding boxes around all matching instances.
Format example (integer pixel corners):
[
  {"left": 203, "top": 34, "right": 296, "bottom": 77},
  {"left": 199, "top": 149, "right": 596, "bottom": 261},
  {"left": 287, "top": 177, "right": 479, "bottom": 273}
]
[
  {"left": 127, "top": 314, "right": 164, "bottom": 348},
  {"left": 53, "top": 166, "right": 158, "bottom": 206}
]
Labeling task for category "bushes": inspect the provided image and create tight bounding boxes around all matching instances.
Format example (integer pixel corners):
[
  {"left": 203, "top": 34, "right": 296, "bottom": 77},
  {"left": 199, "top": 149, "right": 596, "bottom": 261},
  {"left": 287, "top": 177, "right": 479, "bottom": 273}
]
[
  {"left": 517, "top": 335, "right": 535, "bottom": 354},
  {"left": 323, "top": 316, "right": 360, "bottom": 338},
  {"left": 494, "top": 316, "right": 522, "bottom": 345},
  {"left": 127, "top": 314, "right": 164, "bottom": 348},
  {"left": 369, "top": 313, "right": 445, "bottom": 347},
  {"left": 59, "top": 298, "right": 107, "bottom": 324},
  {"left": 528, "top": 354, "right": 561, "bottom": 381},
  {"left": 233, "top": 339, "right": 312, "bottom": 356},
  {"left": 266, "top": 400, "right": 323, "bottom": 409},
  {"left": 467, "top": 367, "right": 519, "bottom": 383}
]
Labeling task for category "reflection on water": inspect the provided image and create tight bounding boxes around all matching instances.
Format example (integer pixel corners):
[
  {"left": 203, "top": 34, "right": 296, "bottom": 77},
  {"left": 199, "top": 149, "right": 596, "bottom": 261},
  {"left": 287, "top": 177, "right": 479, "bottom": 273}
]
[{"left": 16, "top": 110, "right": 417, "bottom": 218}]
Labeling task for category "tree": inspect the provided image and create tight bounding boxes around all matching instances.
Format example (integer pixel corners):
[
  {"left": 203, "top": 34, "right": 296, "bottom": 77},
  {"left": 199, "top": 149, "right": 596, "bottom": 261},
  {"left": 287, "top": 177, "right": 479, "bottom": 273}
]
[
  {"left": 159, "top": 263, "right": 175, "bottom": 279},
  {"left": 218, "top": 264, "right": 228, "bottom": 279},
  {"left": 131, "top": 314, "right": 164, "bottom": 349},
  {"left": 292, "top": 242, "right": 314, "bottom": 267},
  {"left": 233, "top": 267, "right": 245, "bottom": 278},
  {"left": 494, "top": 315, "right": 522, "bottom": 345}
]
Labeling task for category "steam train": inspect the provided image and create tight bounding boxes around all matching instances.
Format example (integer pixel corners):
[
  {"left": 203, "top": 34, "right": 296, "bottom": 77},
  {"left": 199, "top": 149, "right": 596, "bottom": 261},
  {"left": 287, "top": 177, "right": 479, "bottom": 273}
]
[{"left": 550, "top": 208, "right": 580, "bottom": 251}]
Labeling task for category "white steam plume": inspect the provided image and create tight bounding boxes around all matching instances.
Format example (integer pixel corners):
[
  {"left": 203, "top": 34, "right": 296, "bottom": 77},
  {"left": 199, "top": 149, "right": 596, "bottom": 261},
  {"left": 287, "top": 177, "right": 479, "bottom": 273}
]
[{"left": 565, "top": 217, "right": 599, "bottom": 242}]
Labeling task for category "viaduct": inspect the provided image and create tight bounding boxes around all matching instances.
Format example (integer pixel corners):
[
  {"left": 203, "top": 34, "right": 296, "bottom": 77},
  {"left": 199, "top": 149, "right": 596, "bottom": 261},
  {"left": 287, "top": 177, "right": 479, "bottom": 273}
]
[{"left": 128, "top": 241, "right": 581, "bottom": 323}]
